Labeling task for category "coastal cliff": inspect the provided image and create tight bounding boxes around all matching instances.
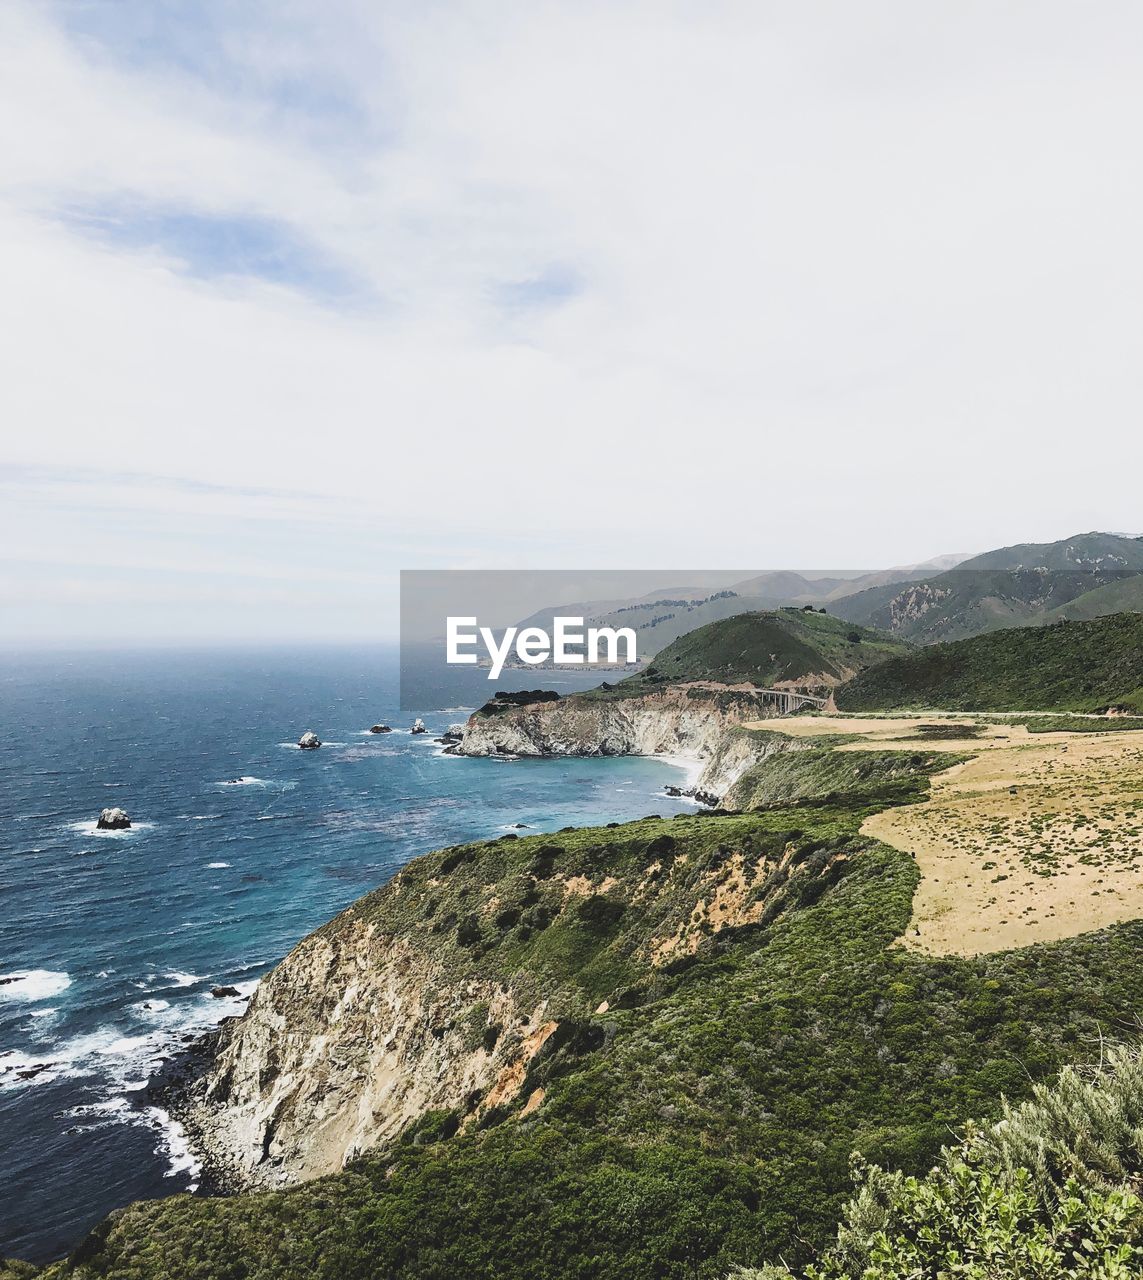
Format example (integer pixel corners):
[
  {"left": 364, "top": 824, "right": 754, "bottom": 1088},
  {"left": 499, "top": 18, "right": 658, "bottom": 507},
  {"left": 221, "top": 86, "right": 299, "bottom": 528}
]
[
  {"left": 458, "top": 686, "right": 789, "bottom": 798},
  {"left": 190, "top": 915, "right": 556, "bottom": 1188},
  {"left": 455, "top": 610, "right": 912, "bottom": 798},
  {"left": 182, "top": 807, "right": 824, "bottom": 1191}
]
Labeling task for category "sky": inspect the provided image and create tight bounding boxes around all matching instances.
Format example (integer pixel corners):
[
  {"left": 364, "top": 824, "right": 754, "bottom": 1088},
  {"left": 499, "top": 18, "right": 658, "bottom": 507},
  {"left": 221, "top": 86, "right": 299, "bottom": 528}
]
[{"left": 2, "top": 1, "right": 1142, "bottom": 644}]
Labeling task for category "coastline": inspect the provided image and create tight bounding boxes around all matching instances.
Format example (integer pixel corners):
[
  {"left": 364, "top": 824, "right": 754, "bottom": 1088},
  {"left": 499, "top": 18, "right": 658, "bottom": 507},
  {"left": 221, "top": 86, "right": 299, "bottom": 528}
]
[
  {"left": 655, "top": 752, "right": 704, "bottom": 789},
  {"left": 137, "top": 752, "right": 708, "bottom": 1201},
  {"left": 144, "top": 1028, "right": 251, "bottom": 1197}
]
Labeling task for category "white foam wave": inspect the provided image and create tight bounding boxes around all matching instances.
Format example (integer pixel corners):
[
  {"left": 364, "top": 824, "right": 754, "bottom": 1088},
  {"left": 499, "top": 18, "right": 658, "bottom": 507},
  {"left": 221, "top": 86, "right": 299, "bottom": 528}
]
[
  {"left": 1, "top": 978, "right": 259, "bottom": 1093},
  {"left": 161, "top": 971, "right": 201, "bottom": 988},
  {"left": 215, "top": 776, "right": 266, "bottom": 786},
  {"left": 0, "top": 970, "right": 72, "bottom": 1002},
  {"left": 131, "top": 999, "right": 171, "bottom": 1016},
  {"left": 145, "top": 1105, "right": 202, "bottom": 1184},
  {"left": 68, "top": 820, "right": 155, "bottom": 838},
  {"left": 206, "top": 861, "right": 231, "bottom": 869}
]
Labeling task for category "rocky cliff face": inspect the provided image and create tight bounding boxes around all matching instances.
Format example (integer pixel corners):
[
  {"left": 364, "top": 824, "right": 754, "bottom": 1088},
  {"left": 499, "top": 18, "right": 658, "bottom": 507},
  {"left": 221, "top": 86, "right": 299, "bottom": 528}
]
[
  {"left": 458, "top": 687, "right": 784, "bottom": 799},
  {"left": 189, "top": 906, "right": 559, "bottom": 1189},
  {"left": 182, "top": 789, "right": 822, "bottom": 1193}
]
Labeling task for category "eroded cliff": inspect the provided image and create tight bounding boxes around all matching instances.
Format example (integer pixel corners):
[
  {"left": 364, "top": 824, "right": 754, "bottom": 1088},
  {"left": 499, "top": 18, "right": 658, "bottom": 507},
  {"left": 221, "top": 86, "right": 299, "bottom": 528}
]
[
  {"left": 184, "top": 807, "right": 834, "bottom": 1190},
  {"left": 457, "top": 686, "right": 795, "bottom": 798}
]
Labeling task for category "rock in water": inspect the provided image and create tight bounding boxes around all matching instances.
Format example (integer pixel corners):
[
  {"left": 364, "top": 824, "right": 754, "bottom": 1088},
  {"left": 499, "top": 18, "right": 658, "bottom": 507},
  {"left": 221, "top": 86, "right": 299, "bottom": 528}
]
[
  {"left": 410, "top": 718, "right": 428, "bottom": 735},
  {"left": 369, "top": 724, "right": 392, "bottom": 734},
  {"left": 298, "top": 731, "right": 322, "bottom": 750},
  {"left": 96, "top": 807, "right": 131, "bottom": 830},
  {"left": 211, "top": 985, "right": 241, "bottom": 998}
]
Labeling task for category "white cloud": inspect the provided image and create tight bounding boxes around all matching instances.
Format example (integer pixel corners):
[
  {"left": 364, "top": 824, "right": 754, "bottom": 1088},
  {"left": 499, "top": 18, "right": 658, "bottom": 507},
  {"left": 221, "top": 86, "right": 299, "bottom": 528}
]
[{"left": 1, "top": 1, "right": 1142, "bottom": 639}]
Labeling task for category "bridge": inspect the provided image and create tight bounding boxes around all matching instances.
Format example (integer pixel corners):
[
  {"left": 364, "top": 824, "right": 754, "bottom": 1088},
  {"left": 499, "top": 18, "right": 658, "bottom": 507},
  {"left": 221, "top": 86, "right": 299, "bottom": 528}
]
[{"left": 752, "top": 688, "right": 829, "bottom": 715}]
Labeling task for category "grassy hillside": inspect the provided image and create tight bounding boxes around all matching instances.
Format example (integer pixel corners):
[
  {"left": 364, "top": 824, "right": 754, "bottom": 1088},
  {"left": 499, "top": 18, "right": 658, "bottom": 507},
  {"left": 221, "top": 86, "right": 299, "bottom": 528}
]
[
  {"left": 831, "top": 532, "right": 1143, "bottom": 644},
  {"left": 836, "top": 613, "right": 1143, "bottom": 714},
  {"left": 22, "top": 741, "right": 1143, "bottom": 1279},
  {"left": 509, "top": 569, "right": 940, "bottom": 661},
  {"left": 614, "top": 609, "right": 911, "bottom": 692},
  {"left": 1042, "top": 572, "right": 1143, "bottom": 622}
]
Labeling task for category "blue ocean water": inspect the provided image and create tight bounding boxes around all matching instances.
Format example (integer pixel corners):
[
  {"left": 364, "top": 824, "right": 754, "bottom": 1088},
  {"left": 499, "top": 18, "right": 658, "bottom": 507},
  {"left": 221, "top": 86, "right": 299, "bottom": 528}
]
[{"left": 0, "top": 646, "right": 695, "bottom": 1264}]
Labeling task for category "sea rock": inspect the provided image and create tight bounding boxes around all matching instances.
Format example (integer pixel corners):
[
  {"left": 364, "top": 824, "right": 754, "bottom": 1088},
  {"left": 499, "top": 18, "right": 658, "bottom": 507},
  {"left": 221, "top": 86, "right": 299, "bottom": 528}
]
[
  {"left": 410, "top": 719, "right": 428, "bottom": 735},
  {"left": 16, "top": 1062, "right": 55, "bottom": 1081},
  {"left": 211, "top": 986, "right": 241, "bottom": 999},
  {"left": 437, "top": 724, "right": 465, "bottom": 745},
  {"left": 665, "top": 785, "right": 683, "bottom": 797},
  {"left": 369, "top": 724, "right": 392, "bottom": 734},
  {"left": 97, "top": 807, "right": 132, "bottom": 830},
  {"left": 298, "top": 732, "right": 322, "bottom": 750}
]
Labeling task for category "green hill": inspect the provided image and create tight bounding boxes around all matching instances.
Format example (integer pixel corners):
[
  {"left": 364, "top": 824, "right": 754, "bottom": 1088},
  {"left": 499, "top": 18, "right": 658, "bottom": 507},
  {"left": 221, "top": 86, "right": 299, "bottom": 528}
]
[
  {"left": 1041, "top": 572, "right": 1143, "bottom": 622},
  {"left": 836, "top": 612, "right": 1143, "bottom": 714},
  {"left": 617, "top": 609, "right": 912, "bottom": 692},
  {"left": 831, "top": 531, "right": 1143, "bottom": 644}
]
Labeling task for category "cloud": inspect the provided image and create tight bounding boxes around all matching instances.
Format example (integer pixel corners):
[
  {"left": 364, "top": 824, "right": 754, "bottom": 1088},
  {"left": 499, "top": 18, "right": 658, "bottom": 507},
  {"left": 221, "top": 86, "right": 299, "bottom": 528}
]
[
  {"left": 2, "top": 2, "right": 1142, "bottom": 640},
  {"left": 55, "top": 201, "right": 367, "bottom": 302}
]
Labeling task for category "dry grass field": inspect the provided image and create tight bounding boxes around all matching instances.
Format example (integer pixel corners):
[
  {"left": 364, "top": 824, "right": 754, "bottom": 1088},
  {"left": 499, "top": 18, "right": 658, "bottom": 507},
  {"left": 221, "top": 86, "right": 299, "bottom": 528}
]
[{"left": 749, "top": 713, "right": 1143, "bottom": 955}]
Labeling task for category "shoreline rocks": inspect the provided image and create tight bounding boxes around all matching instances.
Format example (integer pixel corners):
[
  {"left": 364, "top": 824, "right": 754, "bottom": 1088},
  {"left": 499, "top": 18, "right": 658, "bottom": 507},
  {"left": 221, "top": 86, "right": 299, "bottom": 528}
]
[{"left": 97, "top": 807, "right": 131, "bottom": 830}]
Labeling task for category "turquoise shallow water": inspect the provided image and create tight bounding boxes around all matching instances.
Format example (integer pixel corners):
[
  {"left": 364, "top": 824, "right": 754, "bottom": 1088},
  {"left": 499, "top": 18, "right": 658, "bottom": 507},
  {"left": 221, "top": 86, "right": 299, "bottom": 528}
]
[{"left": 0, "top": 645, "right": 694, "bottom": 1263}]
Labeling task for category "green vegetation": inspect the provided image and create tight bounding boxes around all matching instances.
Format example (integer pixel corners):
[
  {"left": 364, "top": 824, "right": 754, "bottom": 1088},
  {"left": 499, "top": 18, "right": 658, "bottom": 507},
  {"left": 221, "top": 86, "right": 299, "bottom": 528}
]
[
  {"left": 1044, "top": 573, "right": 1143, "bottom": 624},
  {"left": 726, "top": 740, "right": 962, "bottom": 810},
  {"left": 737, "top": 1042, "right": 1143, "bottom": 1279},
  {"left": 606, "top": 610, "right": 910, "bottom": 695},
  {"left": 831, "top": 532, "right": 1143, "bottom": 644},
  {"left": 25, "top": 739, "right": 1143, "bottom": 1280},
  {"left": 836, "top": 614, "right": 1143, "bottom": 715}
]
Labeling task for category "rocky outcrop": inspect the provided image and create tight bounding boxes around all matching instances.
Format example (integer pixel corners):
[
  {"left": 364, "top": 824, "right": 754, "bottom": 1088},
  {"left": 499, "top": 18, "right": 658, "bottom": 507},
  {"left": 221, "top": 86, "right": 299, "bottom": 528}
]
[
  {"left": 298, "top": 731, "right": 322, "bottom": 750},
  {"left": 188, "top": 915, "right": 556, "bottom": 1189},
  {"left": 97, "top": 807, "right": 131, "bottom": 830},
  {"left": 410, "top": 719, "right": 428, "bottom": 735},
  {"left": 482, "top": 689, "right": 561, "bottom": 710},
  {"left": 457, "top": 686, "right": 794, "bottom": 801},
  {"left": 369, "top": 724, "right": 392, "bottom": 734}
]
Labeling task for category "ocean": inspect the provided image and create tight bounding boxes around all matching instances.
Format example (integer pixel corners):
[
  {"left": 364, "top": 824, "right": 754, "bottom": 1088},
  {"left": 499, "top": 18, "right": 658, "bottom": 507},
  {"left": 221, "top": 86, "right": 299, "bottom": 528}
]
[{"left": 0, "top": 645, "right": 695, "bottom": 1264}]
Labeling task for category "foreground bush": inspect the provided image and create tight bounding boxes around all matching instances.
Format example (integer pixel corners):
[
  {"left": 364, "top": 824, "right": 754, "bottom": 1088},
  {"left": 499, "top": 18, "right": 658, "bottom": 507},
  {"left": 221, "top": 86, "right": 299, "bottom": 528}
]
[{"left": 738, "top": 1043, "right": 1143, "bottom": 1279}]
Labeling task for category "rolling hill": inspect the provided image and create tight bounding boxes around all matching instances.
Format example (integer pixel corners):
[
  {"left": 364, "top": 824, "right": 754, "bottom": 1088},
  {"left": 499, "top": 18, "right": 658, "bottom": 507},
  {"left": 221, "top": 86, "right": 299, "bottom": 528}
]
[
  {"left": 831, "top": 532, "right": 1143, "bottom": 644},
  {"left": 616, "top": 609, "right": 913, "bottom": 692},
  {"left": 835, "top": 612, "right": 1143, "bottom": 714}
]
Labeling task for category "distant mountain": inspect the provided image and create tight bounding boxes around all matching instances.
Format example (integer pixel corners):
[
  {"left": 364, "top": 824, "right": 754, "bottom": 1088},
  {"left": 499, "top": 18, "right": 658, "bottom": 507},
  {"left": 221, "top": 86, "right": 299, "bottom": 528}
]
[
  {"left": 517, "top": 560, "right": 965, "bottom": 660},
  {"left": 830, "top": 532, "right": 1143, "bottom": 644},
  {"left": 835, "top": 612, "right": 1143, "bottom": 714}
]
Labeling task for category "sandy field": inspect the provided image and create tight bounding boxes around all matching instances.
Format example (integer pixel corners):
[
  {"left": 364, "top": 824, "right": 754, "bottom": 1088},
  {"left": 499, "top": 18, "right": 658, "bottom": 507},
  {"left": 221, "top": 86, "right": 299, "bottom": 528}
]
[{"left": 745, "top": 713, "right": 1143, "bottom": 956}]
